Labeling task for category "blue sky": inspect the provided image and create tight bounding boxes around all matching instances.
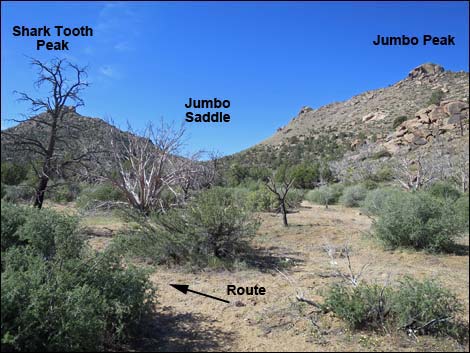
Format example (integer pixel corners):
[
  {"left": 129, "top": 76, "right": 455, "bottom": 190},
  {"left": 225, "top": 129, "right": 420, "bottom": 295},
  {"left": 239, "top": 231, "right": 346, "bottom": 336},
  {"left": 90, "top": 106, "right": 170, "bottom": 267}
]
[{"left": 1, "top": 1, "right": 469, "bottom": 156}]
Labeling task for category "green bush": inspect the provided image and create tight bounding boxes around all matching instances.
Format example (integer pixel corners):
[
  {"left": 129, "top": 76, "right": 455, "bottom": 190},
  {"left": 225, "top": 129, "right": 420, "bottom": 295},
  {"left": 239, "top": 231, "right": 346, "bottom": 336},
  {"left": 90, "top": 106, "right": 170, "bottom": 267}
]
[
  {"left": 340, "top": 184, "right": 368, "bottom": 207},
  {"left": 76, "top": 183, "right": 126, "bottom": 209},
  {"left": 454, "top": 194, "right": 469, "bottom": 233},
  {"left": 427, "top": 90, "right": 445, "bottom": 106},
  {"left": 290, "top": 164, "right": 319, "bottom": 189},
  {"left": 121, "top": 187, "right": 260, "bottom": 268},
  {"left": 1, "top": 203, "right": 29, "bottom": 251},
  {"left": 372, "top": 191, "right": 466, "bottom": 252},
  {"left": 324, "top": 283, "right": 392, "bottom": 330},
  {"left": 391, "top": 277, "right": 464, "bottom": 337},
  {"left": 392, "top": 116, "right": 408, "bottom": 129},
  {"left": 427, "top": 182, "right": 462, "bottom": 202},
  {"left": 1, "top": 203, "right": 155, "bottom": 351},
  {"left": 246, "top": 186, "right": 304, "bottom": 212},
  {"left": 305, "top": 184, "right": 343, "bottom": 207},
  {"left": 324, "top": 277, "right": 466, "bottom": 340},
  {"left": 1, "top": 162, "right": 28, "bottom": 186},
  {"left": 50, "top": 182, "right": 81, "bottom": 203},
  {"left": 247, "top": 187, "right": 278, "bottom": 212},
  {"left": 1, "top": 184, "right": 34, "bottom": 203},
  {"left": 286, "top": 188, "right": 306, "bottom": 209},
  {"left": 361, "top": 187, "right": 400, "bottom": 216}
]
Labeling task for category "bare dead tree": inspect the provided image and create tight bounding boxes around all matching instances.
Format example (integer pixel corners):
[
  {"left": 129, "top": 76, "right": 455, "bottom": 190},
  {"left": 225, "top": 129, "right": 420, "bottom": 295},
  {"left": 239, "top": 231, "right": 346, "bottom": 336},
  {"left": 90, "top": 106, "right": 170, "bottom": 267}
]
[
  {"left": 3, "top": 58, "right": 90, "bottom": 208},
  {"left": 264, "top": 169, "right": 295, "bottom": 227},
  {"left": 392, "top": 152, "right": 438, "bottom": 191},
  {"left": 103, "top": 120, "right": 200, "bottom": 214}
]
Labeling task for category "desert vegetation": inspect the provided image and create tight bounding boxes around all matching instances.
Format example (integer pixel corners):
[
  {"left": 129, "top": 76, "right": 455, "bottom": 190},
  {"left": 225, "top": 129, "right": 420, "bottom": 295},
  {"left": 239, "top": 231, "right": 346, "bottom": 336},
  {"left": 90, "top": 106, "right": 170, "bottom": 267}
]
[{"left": 1, "top": 58, "right": 469, "bottom": 352}]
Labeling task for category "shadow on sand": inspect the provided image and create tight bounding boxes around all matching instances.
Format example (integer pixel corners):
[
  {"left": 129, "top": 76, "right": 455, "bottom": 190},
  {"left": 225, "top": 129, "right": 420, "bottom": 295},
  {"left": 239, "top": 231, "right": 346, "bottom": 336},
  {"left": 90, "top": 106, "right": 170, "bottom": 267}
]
[{"left": 130, "top": 309, "right": 235, "bottom": 352}]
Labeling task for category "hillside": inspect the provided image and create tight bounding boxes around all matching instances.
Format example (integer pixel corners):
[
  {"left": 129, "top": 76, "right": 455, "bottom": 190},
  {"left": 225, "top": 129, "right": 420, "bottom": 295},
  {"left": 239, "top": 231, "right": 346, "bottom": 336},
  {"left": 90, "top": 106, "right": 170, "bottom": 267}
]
[
  {"left": 2, "top": 63, "right": 469, "bottom": 183},
  {"left": 223, "top": 63, "right": 469, "bottom": 172}
]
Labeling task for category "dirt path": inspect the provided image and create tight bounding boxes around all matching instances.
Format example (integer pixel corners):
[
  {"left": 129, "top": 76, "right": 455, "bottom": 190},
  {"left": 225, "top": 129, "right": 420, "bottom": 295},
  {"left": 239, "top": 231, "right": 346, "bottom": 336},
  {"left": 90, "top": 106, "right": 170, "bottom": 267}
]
[{"left": 137, "top": 203, "right": 469, "bottom": 352}]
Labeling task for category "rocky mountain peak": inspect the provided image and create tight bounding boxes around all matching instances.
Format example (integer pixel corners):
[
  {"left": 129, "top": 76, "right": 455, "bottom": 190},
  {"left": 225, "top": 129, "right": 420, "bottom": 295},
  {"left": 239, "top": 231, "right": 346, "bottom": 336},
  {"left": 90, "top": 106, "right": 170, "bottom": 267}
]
[{"left": 408, "top": 63, "right": 445, "bottom": 79}]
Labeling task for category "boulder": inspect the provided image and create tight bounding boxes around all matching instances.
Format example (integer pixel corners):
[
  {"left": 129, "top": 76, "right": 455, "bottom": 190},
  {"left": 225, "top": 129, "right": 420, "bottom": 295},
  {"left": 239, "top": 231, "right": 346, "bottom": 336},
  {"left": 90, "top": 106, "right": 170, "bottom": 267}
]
[
  {"left": 448, "top": 114, "right": 462, "bottom": 125},
  {"left": 443, "top": 101, "right": 467, "bottom": 115},
  {"left": 395, "top": 129, "right": 407, "bottom": 138},
  {"left": 298, "top": 106, "right": 313, "bottom": 115},
  {"left": 403, "top": 133, "right": 415, "bottom": 143},
  {"left": 412, "top": 136, "right": 428, "bottom": 145},
  {"left": 383, "top": 141, "right": 400, "bottom": 154},
  {"left": 362, "top": 111, "right": 387, "bottom": 123},
  {"left": 429, "top": 107, "right": 447, "bottom": 122},
  {"left": 415, "top": 105, "right": 437, "bottom": 120},
  {"left": 408, "top": 63, "right": 444, "bottom": 79},
  {"left": 440, "top": 124, "right": 456, "bottom": 131}
]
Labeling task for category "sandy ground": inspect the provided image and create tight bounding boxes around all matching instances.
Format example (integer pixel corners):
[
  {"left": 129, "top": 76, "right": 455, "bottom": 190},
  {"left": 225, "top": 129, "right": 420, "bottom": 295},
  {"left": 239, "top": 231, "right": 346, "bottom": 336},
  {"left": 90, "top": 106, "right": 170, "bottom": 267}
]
[
  {"left": 128, "top": 203, "right": 469, "bottom": 352},
  {"left": 84, "top": 202, "right": 469, "bottom": 352}
]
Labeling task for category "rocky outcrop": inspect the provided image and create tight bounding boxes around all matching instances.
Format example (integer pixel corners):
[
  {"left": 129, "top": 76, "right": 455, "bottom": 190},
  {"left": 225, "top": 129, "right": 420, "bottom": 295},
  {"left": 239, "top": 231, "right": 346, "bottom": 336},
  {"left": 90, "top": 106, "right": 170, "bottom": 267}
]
[
  {"left": 408, "top": 63, "right": 444, "bottom": 79},
  {"left": 298, "top": 106, "right": 313, "bottom": 115},
  {"left": 362, "top": 111, "right": 388, "bottom": 123},
  {"left": 383, "top": 99, "right": 469, "bottom": 154}
]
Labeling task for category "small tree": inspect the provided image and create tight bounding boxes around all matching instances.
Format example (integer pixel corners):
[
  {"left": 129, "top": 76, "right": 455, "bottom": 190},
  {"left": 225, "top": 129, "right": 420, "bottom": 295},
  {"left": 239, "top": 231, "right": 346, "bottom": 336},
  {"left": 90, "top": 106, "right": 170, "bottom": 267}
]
[
  {"left": 3, "top": 58, "right": 90, "bottom": 208},
  {"left": 264, "top": 166, "right": 295, "bottom": 227}
]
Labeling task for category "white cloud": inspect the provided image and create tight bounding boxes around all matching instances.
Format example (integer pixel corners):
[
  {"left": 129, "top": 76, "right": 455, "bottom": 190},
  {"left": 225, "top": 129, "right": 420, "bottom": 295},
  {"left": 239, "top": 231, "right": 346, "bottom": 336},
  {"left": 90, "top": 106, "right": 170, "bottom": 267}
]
[{"left": 99, "top": 65, "right": 120, "bottom": 79}]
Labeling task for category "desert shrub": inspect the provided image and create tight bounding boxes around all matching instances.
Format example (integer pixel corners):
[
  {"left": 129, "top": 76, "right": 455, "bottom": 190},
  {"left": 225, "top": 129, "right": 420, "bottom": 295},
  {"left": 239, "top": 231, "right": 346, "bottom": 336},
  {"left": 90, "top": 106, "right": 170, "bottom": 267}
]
[
  {"left": 287, "top": 188, "right": 305, "bottom": 209},
  {"left": 16, "top": 206, "right": 82, "bottom": 260},
  {"left": 324, "top": 283, "right": 392, "bottom": 330},
  {"left": 392, "top": 116, "right": 408, "bottom": 129},
  {"left": 246, "top": 186, "right": 304, "bottom": 212},
  {"left": 372, "top": 191, "right": 466, "bottom": 252},
  {"left": 427, "top": 90, "right": 445, "bottom": 106},
  {"left": 1, "top": 203, "right": 29, "bottom": 251},
  {"left": 290, "top": 164, "right": 319, "bottom": 189},
  {"left": 324, "top": 277, "right": 466, "bottom": 339},
  {"left": 120, "top": 187, "right": 259, "bottom": 268},
  {"left": 247, "top": 187, "right": 278, "bottom": 212},
  {"left": 1, "top": 184, "right": 34, "bottom": 203},
  {"left": 340, "top": 184, "right": 367, "bottom": 207},
  {"left": 453, "top": 194, "right": 469, "bottom": 233},
  {"left": 427, "top": 182, "right": 462, "bottom": 202},
  {"left": 1, "top": 162, "right": 28, "bottom": 186},
  {"left": 76, "top": 182, "right": 126, "bottom": 209},
  {"left": 391, "top": 277, "right": 465, "bottom": 338},
  {"left": 1, "top": 204, "right": 155, "bottom": 351},
  {"left": 372, "top": 149, "right": 392, "bottom": 159},
  {"left": 305, "top": 184, "right": 343, "bottom": 207},
  {"left": 361, "top": 187, "right": 401, "bottom": 216},
  {"left": 49, "top": 182, "right": 81, "bottom": 203}
]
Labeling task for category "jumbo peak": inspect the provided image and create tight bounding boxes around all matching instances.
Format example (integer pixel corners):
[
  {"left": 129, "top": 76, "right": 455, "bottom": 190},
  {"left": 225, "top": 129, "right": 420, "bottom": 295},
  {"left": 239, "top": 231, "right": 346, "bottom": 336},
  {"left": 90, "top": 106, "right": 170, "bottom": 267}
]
[{"left": 408, "top": 63, "right": 444, "bottom": 79}]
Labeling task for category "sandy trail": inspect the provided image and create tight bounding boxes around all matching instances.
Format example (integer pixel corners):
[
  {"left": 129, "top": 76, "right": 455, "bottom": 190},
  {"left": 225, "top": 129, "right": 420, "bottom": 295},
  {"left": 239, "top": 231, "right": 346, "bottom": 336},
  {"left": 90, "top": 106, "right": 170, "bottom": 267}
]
[{"left": 132, "top": 203, "right": 469, "bottom": 352}]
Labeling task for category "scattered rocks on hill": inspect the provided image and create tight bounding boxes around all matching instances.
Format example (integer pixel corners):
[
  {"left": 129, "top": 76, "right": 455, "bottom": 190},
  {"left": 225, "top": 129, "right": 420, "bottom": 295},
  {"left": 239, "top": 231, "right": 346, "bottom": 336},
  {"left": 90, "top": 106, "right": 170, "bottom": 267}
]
[{"left": 383, "top": 99, "right": 469, "bottom": 154}]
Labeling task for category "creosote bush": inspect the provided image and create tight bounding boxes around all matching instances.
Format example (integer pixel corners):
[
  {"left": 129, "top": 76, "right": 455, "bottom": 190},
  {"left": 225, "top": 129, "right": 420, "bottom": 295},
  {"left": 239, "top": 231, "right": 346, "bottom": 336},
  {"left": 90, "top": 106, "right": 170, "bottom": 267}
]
[
  {"left": 119, "top": 187, "right": 260, "bottom": 269},
  {"left": 372, "top": 191, "right": 467, "bottom": 252},
  {"left": 1, "top": 203, "right": 155, "bottom": 351},
  {"left": 324, "top": 277, "right": 467, "bottom": 341}
]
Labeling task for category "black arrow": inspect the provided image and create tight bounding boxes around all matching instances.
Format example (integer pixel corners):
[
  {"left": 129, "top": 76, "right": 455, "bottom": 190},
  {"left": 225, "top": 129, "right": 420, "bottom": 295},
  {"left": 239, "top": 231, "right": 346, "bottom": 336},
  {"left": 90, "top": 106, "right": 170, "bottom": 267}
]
[{"left": 170, "top": 284, "right": 230, "bottom": 304}]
